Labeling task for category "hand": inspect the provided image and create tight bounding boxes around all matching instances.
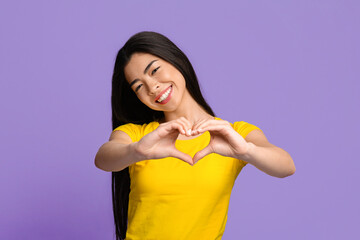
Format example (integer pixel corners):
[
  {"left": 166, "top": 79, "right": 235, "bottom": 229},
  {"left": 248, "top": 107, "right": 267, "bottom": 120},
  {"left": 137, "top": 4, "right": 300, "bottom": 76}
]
[
  {"left": 192, "top": 119, "right": 250, "bottom": 164},
  {"left": 135, "top": 117, "right": 197, "bottom": 165}
]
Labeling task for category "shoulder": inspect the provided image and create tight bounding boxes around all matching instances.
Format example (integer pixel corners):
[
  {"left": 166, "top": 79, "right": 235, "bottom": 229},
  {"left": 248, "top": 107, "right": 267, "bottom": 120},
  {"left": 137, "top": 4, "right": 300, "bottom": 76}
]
[
  {"left": 216, "top": 117, "right": 274, "bottom": 147},
  {"left": 113, "top": 121, "right": 159, "bottom": 131},
  {"left": 232, "top": 121, "right": 261, "bottom": 133},
  {"left": 113, "top": 122, "right": 141, "bottom": 132},
  {"left": 225, "top": 118, "right": 263, "bottom": 141},
  {"left": 215, "top": 117, "right": 261, "bottom": 135},
  {"left": 112, "top": 121, "right": 159, "bottom": 142}
]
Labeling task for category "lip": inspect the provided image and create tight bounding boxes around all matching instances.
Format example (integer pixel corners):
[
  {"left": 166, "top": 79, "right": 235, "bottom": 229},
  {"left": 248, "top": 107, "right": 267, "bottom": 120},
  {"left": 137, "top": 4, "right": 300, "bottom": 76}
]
[
  {"left": 154, "top": 85, "right": 172, "bottom": 102},
  {"left": 157, "top": 86, "right": 173, "bottom": 105}
]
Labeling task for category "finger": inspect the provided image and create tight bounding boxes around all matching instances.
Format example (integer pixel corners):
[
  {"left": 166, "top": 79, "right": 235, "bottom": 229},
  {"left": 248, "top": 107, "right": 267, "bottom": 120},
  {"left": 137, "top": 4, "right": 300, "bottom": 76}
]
[
  {"left": 192, "top": 117, "right": 219, "bottom": 135},
  {"left": 177, "top": 117, "right": 193, "bottom": 136},
  {"left": 172, "top": 118, "right": 193, "bottom": 135},
  {"left": 196, "top": 125, "right": 232, "bottom": 136},
  {"left": 164, "top": 122, "right": 186, "bottom": 135},
  {"left": 192, "top": 118, "right": 210, "bottom": 134},
  {"left": 193, "top": 119, "right": 219, "bottom": 131},
  {"left": 193, "top": 146, "right": 213, "bottom": 164},
  {"left": 171, "top": 149, "right": 194, "bottom": 166},
  {"left": 196, "top": 120, "right": 230, "bottom": 133}
]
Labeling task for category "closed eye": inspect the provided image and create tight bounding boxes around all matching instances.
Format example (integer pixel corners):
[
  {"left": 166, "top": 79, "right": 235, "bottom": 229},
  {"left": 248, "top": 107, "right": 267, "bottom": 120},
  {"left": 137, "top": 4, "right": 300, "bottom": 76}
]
[
  {"left": 152, "top": 66, "right": 160, "bottom": 75},
  {"left": 135, "top": 84, "right": 142, "bottom": 92}
]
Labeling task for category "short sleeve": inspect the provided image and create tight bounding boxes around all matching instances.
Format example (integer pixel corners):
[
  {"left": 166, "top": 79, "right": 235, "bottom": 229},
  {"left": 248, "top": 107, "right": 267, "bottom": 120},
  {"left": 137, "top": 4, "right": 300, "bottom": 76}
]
[
  {"left": 112, "top": 123, "right": 141, "bottom": 143},
  {"left": 232, "top": 121, "right": 262, "bottom": 168}
]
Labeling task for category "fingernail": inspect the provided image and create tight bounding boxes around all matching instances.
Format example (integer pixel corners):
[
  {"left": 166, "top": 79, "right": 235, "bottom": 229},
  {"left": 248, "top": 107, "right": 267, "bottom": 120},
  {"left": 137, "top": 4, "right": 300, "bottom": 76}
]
[{"left": 187, "top": 129, "right": 191, "bottom": 135}]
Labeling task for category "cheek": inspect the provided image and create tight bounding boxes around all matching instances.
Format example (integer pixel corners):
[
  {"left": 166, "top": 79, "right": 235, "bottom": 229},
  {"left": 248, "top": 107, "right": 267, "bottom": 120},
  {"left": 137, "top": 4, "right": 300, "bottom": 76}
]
[
  {"left": 161, "top": 71, "right": 172, "bottom": 81},
  {"left": 177, "top": 77, "right": 187, "bottom": 92}
]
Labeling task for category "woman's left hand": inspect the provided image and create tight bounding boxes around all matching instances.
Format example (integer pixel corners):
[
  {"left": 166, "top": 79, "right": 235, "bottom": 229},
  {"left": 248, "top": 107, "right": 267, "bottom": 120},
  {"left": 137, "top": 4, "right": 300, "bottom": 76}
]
[{"left": 192, "top": 119, "right": 250, "bottom": 164}]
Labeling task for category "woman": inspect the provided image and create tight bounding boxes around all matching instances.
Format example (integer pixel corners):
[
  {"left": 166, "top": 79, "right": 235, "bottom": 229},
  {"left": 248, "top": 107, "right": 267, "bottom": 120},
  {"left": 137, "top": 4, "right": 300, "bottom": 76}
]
[{"left": 95, "top": 31, "right": 296, "bottom": 240}]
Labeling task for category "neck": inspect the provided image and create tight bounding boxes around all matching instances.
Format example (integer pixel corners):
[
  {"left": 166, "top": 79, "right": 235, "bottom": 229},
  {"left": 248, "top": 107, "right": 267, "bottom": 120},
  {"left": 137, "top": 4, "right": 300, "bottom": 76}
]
[{"left": 160, "top": 90, "right": 214, "bottom": 125}]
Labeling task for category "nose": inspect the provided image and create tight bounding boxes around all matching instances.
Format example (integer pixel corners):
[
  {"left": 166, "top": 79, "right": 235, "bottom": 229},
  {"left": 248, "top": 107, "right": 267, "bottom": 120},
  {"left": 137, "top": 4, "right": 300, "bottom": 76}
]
[{"left": 148, "top": 80, "right": 160, "bottom": 95}]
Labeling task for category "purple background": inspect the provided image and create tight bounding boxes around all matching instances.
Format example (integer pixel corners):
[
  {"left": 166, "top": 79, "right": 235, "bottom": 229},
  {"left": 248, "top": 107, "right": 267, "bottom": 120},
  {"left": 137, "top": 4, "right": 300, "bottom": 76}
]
[{"left": 1, "top": 0, "right": 359, "bottom": 239}]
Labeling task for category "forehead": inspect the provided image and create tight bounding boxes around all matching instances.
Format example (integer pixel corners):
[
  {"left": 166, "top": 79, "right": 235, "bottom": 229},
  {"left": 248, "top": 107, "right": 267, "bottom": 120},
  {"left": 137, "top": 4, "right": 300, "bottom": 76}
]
[
  {"left": 124, "top": 53, "right": 158, "bottom": 80},
  {"left": 128, "top": 52, "right": 157, "bottom": 66}
]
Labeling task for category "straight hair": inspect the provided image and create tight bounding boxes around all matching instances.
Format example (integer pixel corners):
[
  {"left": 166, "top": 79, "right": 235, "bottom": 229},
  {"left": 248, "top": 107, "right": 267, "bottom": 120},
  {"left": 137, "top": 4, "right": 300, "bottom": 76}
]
[{"left": 110, "top": 31, "right": 215, "bottom": 240}]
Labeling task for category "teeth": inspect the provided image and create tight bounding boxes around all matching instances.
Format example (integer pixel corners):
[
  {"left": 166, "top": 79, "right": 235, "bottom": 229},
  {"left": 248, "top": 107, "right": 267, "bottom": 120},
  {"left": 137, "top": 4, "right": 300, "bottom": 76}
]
[{"left": 157, "top": 86, "right": 172, "bottom": 103}]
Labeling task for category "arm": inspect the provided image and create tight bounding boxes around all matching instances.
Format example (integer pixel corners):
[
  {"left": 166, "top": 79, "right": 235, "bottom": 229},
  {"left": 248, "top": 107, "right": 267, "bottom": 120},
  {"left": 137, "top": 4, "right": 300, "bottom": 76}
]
[
  {"left": 95, "top": 118, "right": 195, "bottom": 172},
  {"left": 94, "top": 130, "right": 144, "bottom": 172},
  {"left": 239, "top": 130, "right": 296, "bottom": 178}
]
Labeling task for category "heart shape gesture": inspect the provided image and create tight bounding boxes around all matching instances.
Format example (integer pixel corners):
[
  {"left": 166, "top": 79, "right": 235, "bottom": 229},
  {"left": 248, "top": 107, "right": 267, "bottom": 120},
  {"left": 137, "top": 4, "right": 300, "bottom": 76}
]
[
  {"left": 191, "top": 118, "right": 250, "bottom": 164},
  {"left": 135, "top": 117, "right": 251, "bottom": 165}
]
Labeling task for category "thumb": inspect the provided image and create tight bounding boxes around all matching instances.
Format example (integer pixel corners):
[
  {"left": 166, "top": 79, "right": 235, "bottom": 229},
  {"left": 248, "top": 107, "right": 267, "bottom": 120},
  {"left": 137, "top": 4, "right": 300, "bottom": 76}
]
[
  {"left": 193, "top": 146, "right": 213, "bottom": 164},
  {"left": 170, "top": 149, "right": 194, "bottom": 166}
]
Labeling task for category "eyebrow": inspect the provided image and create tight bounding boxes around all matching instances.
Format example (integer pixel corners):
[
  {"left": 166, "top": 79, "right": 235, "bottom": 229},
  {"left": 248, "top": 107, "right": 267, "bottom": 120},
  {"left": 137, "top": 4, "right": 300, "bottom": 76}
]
[{"left": 129, "top": 59, "right": 158, "bottom": 88}]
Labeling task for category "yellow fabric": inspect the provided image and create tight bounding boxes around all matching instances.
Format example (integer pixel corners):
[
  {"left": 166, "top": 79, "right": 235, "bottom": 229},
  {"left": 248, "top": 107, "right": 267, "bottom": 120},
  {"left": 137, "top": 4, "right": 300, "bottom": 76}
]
[{"left": 113, "top": 117, "right": 261, "bottom": 240}]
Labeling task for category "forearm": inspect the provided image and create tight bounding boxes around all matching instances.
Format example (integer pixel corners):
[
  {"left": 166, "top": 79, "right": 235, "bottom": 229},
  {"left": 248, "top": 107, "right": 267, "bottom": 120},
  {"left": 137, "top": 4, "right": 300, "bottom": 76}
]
[
  {"left": 238, "top": 143, "right": 296, "bottom": 178},
  {"left": 94, "top": 141, "right": 144, "bottom": 172}
]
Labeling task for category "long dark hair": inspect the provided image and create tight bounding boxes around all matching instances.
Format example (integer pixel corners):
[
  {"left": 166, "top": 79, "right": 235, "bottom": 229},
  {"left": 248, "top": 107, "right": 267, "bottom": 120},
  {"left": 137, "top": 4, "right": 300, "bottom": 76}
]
[{"left": 110, "top": 31, "right": 215, "bottom": 240}]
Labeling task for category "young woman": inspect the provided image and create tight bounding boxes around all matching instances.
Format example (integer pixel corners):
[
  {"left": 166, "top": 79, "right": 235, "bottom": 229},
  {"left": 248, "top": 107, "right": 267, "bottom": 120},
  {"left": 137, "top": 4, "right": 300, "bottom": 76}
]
[{"left": 95, "top": 31, "right": 296, "bottom": 240}]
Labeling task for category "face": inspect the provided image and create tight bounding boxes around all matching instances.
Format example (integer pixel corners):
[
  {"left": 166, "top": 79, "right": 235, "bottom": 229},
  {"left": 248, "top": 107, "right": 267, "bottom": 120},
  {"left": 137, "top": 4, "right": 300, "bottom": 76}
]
[{"left": 124, "top": 52, "right": 188, "bottom": 112}]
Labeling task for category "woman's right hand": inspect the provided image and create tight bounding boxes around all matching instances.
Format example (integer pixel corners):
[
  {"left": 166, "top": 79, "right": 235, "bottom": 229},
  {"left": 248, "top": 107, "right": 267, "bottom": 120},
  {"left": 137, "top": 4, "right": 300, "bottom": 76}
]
[{"left": 134, "top": 117, "right": 195, "bottom": 165}]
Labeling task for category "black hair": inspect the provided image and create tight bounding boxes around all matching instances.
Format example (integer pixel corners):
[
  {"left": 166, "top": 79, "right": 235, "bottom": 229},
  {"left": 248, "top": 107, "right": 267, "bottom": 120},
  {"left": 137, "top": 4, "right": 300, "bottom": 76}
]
[{"left": 110, "top": 31, "right": 215, "bottom": 240}]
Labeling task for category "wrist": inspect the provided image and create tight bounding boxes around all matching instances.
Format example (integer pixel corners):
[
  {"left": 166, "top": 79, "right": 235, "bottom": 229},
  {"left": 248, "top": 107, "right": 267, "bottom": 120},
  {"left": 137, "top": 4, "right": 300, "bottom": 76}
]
[
  {"left": 129, "top": 142, "right": 146, "bottom": 163},
  {"left": 236, "top": 142, "right": 256, "bottom": 163}
]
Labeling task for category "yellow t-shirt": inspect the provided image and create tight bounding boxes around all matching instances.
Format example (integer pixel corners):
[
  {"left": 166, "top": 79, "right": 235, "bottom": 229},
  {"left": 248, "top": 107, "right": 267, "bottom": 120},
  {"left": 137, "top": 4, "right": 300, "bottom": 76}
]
[{"left": 113, "top": 117, "right": 261, "bottom": 240}]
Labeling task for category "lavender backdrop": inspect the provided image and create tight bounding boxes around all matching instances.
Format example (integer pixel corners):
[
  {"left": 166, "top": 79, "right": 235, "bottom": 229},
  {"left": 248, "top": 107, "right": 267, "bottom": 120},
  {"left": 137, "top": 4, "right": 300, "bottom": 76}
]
[{"left": 1, "top": 0, "right": 359, "bottom": 239}]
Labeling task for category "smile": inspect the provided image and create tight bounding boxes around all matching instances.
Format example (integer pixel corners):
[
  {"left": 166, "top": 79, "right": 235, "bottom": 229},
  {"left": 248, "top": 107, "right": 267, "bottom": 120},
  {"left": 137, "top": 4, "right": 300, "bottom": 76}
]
[{"left": 155, "top": 85, "right": 173, "bottom": 104}]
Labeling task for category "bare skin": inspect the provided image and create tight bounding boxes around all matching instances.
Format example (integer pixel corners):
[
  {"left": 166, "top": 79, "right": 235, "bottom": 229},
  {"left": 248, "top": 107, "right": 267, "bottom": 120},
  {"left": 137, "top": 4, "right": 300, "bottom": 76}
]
[
  {"left": 123, "top": 52, "right": 214, "bottom": 136},
  {"left": 95, "top": 52, "right": 296, "bottom": 178}
]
